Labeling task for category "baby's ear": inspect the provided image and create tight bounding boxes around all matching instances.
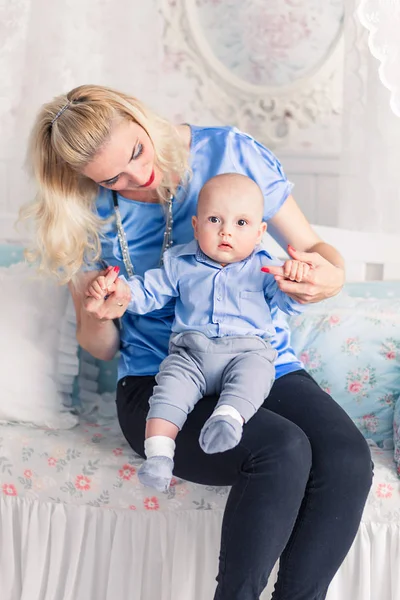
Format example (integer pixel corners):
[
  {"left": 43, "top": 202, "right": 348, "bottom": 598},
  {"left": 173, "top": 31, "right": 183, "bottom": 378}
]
[
  {"left": 192, "top": 215, "right": 198, "bottom": 239},
  {"left": 256, "top": 221, "right": 267, "bottom": 244}
]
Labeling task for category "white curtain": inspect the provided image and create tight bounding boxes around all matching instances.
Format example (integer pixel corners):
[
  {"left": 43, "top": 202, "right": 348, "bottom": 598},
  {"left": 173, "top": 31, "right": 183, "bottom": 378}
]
[
  {"left": 358, "top": 0, "right": 400, "bottom": 117},
  {"left": 338, "top": 0, "right": 400, "bottom": 234}
]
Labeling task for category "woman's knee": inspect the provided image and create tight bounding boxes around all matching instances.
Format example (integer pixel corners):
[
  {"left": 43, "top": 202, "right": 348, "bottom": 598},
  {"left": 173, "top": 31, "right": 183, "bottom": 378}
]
[
  {"left": 278, "top": 422, "right": 312, "bottom": 474},
  {"left": 318, "top": 426, "right": 373, "bottom": 495},
  {"left": 248, "top": 418, "right": 312, "bottom": 482}
]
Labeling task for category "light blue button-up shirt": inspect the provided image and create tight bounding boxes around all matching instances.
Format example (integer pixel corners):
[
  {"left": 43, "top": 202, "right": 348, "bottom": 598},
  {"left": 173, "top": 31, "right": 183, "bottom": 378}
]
[{"left": 123, "top": 240, "right": 302, "bottom": 340}]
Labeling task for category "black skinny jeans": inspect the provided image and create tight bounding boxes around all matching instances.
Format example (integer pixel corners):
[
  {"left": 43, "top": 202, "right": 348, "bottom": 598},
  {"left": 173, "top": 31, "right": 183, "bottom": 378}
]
[{"left": 116, "top": 369, "right": 373, "bottom": 600}]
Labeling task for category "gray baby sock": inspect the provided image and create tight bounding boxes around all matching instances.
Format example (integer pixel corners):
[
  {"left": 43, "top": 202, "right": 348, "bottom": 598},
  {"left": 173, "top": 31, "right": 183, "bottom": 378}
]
[
  {"left": 138, "top": 436, "right": 175, "bottom": 492},
  {"left": 199, "top": 405, "right": 244, "bottom": 454}
]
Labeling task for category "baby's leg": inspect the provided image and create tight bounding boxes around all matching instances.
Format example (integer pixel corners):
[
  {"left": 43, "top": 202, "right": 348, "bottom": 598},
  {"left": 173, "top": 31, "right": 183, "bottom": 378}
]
[
  {"left": 138, "top": 350, "right": 205, "bottom": 491},
  {"left": 200, "top": 345, "right": 276, "bottom": 454},
  {"left": 138, "top": 419, "right": 179, "bottom": 492}
]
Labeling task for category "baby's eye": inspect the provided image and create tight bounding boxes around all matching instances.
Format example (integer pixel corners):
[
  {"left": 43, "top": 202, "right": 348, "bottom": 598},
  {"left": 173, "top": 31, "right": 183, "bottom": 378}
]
[
  {"left": 237, "top": 219, "right": 247, "bottom": 226},
  {"left": 208, "top": 216, "right": 220, "bottom": 223}
]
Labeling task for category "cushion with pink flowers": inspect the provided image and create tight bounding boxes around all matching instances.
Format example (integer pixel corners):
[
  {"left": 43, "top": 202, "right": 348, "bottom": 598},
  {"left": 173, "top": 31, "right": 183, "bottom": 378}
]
[
  {"left": 392, "top": 394, "right": 400, "bottom": 476},
  {"left": 289, "top": 292, "right": 400, "bottom": 447}
]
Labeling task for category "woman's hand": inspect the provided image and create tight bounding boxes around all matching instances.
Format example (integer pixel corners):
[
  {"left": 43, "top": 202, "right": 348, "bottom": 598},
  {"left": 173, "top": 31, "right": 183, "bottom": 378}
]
[
  {"left": 83, "top": 266, "right": 132, "bottom": 320},
  {"left": 263, "top": 245, "right": 345, "bottom": 304}
]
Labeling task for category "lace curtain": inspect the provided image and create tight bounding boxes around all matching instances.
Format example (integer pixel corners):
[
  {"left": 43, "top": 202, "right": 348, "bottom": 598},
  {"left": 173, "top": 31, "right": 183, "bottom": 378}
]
[
  {"left": 338, "top": 0, "right": 400, "bottom": 233},
  {"left": 358, "top": 0, "right": 400, "bottom": 117}
]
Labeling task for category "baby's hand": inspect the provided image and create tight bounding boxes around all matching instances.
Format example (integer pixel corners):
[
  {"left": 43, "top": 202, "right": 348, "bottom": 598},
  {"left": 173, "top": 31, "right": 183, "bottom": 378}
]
[
  {"left": 280, "top": 259, "right": 311, "bottom": 283},
  {"left": 261, "top": 260, "right": 312, "bottom": 283},
  {"left": 85, "top": 266, "right": 120, "bottom": 300}
]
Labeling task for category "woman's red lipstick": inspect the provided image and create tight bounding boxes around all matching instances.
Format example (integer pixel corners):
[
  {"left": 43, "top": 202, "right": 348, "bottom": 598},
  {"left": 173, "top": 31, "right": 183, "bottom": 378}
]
[{"left": 141, "top": 169, "right": 155, "bottom": 188}]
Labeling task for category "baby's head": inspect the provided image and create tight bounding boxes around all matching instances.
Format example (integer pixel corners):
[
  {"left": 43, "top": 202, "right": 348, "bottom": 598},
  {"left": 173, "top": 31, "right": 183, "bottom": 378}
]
[{"left": 192, "top": 173, "right": 266, "bottom": 264}]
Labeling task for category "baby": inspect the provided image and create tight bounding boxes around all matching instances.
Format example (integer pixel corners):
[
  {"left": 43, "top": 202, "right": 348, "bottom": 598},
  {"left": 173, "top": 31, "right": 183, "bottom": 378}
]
[{"left": 87, "top": 173, "right": 310, "bottom": 491}]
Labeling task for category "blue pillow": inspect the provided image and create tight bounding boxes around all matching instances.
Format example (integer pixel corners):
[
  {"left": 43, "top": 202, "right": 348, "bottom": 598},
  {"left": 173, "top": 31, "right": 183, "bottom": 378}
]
[
  {"left": 345, "top": 280, "right": 400, "bottom": 300},
  {"left": 290, "top": 292, "right": 400, "bottom": 447},
  {"left": 393, "top": 400, "right": 400, "bottom": 476},
  {"left": 96, "top": 354, "right": 119, "bottom": 394},
  {"left": 0, "top": 244, "right": 25, "bottom": 267},
  {"left": 394, "top": 400, "right": 400, "bottom": 470}
]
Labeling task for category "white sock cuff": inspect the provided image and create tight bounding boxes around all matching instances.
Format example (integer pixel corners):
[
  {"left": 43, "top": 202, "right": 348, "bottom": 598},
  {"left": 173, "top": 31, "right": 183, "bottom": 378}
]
[
  {"left": 144, "top": 436, "right": 176, "bottom": 460},
  {"left": 212, "top": 405, "right": 243, "bottom": 426}
]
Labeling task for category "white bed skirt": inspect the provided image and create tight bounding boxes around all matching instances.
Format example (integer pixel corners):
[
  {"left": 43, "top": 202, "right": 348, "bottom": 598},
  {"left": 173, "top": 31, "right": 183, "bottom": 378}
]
[{"left": 1, "top": 496, "right": 400, "bottom": 600}]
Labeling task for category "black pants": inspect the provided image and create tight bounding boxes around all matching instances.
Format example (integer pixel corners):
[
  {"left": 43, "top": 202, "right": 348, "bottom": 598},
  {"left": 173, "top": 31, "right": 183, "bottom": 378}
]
[{"left": 116, "top": 369, "right": 373, "bottom": 600}]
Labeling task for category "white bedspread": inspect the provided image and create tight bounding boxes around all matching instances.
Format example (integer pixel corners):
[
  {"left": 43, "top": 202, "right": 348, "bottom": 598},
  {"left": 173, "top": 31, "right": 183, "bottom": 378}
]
[{"left": 0, "top": 416, "right": 399, "bottom": 600}]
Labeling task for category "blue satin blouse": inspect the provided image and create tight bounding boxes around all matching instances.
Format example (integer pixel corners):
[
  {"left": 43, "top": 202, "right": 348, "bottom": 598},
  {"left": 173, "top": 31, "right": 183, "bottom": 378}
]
[{"left": 94, "top": 125, "right": 303, "bottom": 380}]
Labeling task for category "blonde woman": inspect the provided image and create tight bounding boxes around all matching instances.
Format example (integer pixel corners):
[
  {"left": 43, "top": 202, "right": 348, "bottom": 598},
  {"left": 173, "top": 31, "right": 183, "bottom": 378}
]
[{"left": 23, "top": 84, "right": 372, "bottom": 600}]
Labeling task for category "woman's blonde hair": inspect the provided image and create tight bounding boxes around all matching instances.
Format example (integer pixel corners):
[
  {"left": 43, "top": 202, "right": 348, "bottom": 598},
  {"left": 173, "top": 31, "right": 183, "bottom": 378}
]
[{"left": 20, "top": 84, "right": 190, "bottom": 283}]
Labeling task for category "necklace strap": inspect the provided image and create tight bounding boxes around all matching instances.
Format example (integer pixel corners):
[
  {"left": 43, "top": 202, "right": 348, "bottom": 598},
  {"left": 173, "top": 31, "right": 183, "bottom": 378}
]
[
  {"left": 112, "top": 190, "right": 174, "bottom": 277},
  {"left": 159, "top": 192, "right": 174, "bottom": 265},
  {"left": 112, "top": 191, "right": 135, "bottom": 278}
]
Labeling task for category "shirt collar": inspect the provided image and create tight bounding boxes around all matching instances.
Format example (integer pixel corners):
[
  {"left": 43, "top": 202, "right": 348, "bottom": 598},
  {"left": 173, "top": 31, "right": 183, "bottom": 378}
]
[
  {"left": 173, "top": 239, "right": 199, "bottom": 258},
  {"left": 173, "top": 239, "right": 274, "bottom": 265}
]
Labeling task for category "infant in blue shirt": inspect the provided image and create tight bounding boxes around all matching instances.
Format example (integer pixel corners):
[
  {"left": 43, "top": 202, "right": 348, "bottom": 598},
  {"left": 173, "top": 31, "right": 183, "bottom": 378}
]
[{"left": 89, "top": 173, "right": 308, "bottom": 491}]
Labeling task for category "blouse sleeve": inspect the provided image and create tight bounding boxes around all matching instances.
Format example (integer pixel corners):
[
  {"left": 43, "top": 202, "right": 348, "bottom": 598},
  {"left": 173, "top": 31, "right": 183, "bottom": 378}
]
[{"left": 227, "top": 128, "right": 294, "bottom": 221}]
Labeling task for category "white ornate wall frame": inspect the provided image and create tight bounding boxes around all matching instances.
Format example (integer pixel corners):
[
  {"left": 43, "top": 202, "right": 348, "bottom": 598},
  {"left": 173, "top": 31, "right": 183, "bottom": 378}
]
[{"left": 161, "top": 0, "right": 344, "bottom": 147}]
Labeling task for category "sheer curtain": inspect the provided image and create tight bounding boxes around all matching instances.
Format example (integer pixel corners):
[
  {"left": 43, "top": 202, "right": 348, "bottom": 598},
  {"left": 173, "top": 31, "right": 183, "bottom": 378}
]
[
  {"left": 338, "top": 0, "right": 400, "bottom": 234},
  {"left": 358, "top": 0, "right": 400, "bottom": 117}
]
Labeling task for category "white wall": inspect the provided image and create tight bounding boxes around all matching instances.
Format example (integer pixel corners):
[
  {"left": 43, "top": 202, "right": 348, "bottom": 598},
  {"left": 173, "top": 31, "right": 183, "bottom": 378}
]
[
  {"left": 0, "top": 1, "right": 343, "bottom": 232},
  {"left": 281, "top": 156, "right": 340, "bottom": 227}
]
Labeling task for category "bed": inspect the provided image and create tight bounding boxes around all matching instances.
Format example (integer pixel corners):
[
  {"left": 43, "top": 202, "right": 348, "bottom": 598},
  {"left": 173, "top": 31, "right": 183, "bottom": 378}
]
[{"left": 1, "top": 219, "right": 399, "bottom": 600}]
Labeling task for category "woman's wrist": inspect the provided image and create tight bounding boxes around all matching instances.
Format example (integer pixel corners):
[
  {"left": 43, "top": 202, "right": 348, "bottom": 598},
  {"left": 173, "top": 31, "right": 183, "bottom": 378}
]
[
  {"left": 327, "top": 265, "right": 346, "bottom": 299},
  {"left": 334, "top": 264, "right": 346, "bottom": 284}
]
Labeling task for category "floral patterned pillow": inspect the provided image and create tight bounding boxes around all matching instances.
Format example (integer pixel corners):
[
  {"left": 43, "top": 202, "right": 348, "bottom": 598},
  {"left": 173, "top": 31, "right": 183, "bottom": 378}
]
[
  {"left": 393, "top": 395, "right": 400, "bottom": 476},
  {"left": 289, "top": 293, "right": 400, "bottom": 447}
]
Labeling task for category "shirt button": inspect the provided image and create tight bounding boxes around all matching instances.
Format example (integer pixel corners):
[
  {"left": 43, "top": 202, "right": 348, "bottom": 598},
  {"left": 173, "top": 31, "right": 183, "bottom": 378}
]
[{"left": 217, "top": 296, "right": 222, "bottom": 301}]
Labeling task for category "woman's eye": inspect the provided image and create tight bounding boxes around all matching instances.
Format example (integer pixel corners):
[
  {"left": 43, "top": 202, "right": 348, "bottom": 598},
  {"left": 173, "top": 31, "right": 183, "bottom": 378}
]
[
  {"left": 208, "top": 216, "right": 220, "bottom": 223},
  {"left": 106, "top": 176, "right": 119, "bottom": 187},
  {"left": 132, "top": 143, "right": 144, "bottom": 159},
  {"left": 237, "top": 219, "right": 247, "bottom": 226}
]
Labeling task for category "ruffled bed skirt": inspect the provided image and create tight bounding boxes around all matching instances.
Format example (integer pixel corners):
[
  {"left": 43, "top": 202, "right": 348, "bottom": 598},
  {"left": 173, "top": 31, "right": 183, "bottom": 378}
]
[{"left": 1, "top": 496, "right": 400, "bottom": 600}]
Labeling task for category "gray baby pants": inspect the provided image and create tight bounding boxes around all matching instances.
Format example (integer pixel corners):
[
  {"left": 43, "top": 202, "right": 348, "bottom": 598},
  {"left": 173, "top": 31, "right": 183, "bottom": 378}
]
[{"left": 148, "top": 331, "right": 277, "bottom": 429}]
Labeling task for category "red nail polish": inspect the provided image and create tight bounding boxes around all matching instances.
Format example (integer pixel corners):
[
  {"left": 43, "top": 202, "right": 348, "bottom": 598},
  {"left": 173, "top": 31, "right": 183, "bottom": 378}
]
[
  {"left": 261, "top": 267, "right": 270, "bottom": 273},
  {"left": 113, "top": 266, "right": 120, "bottom": 273}
]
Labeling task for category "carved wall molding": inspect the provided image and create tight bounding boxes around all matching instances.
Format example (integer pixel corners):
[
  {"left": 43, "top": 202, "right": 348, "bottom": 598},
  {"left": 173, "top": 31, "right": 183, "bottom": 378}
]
[{"left": 161, "top": 0, "right": 344, "bottom": 147}]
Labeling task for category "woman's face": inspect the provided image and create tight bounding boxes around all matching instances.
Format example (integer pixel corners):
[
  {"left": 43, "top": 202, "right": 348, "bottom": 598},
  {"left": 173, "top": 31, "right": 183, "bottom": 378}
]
[{"left": 82, "top": 119, "right": 162, "bottom": 196}]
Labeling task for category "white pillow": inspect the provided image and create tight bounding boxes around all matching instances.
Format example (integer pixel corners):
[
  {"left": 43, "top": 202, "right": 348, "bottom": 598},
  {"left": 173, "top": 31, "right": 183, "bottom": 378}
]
[{"left": 0, "top": 262, "right": 78, "bottom": 429}]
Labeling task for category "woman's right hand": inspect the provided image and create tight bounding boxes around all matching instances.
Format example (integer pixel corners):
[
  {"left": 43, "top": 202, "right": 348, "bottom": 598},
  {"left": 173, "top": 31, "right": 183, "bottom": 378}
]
[{"left": 83, "top": 266, "right": 131, "bottom": 321}]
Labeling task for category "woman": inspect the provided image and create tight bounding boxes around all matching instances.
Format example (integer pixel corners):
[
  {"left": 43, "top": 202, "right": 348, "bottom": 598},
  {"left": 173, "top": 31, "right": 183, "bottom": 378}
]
[{"left": 22, "top": 84, "right": 372, "bottom": 600}]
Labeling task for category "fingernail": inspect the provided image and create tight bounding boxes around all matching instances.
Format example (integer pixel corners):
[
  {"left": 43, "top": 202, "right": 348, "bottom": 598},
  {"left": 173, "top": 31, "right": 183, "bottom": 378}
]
[
  {"left": 288, "top": 245, "right": 295, "bottom": 252},
  {"left": 261, "top": 267, "right": 270, "bottom": 273},
  {"left": 113, "top": 266, "right": 120, "bottom": 273}
]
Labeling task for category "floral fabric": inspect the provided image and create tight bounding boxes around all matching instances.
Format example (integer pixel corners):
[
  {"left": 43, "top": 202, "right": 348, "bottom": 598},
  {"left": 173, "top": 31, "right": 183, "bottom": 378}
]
[
  {"left": 0, "top": 418, "right": 397, "bottom": 525},
  {"left": 0, "top": 415, "right": 229, "bottom": 512},
  {"left": 289, "top": 292, "right": 400, "bottom": 447}
]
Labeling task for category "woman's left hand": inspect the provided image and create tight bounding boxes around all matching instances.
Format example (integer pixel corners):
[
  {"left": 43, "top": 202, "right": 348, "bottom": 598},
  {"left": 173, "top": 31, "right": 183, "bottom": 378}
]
[{"left": 263, "top": 245, "right": 345, "bottom": 304}]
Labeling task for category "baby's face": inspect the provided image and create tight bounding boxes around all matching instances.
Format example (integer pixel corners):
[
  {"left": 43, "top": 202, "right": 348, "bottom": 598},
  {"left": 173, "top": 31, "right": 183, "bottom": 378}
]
[{"left": 192, "top": 180, "right": 266, "bottom": 264}]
